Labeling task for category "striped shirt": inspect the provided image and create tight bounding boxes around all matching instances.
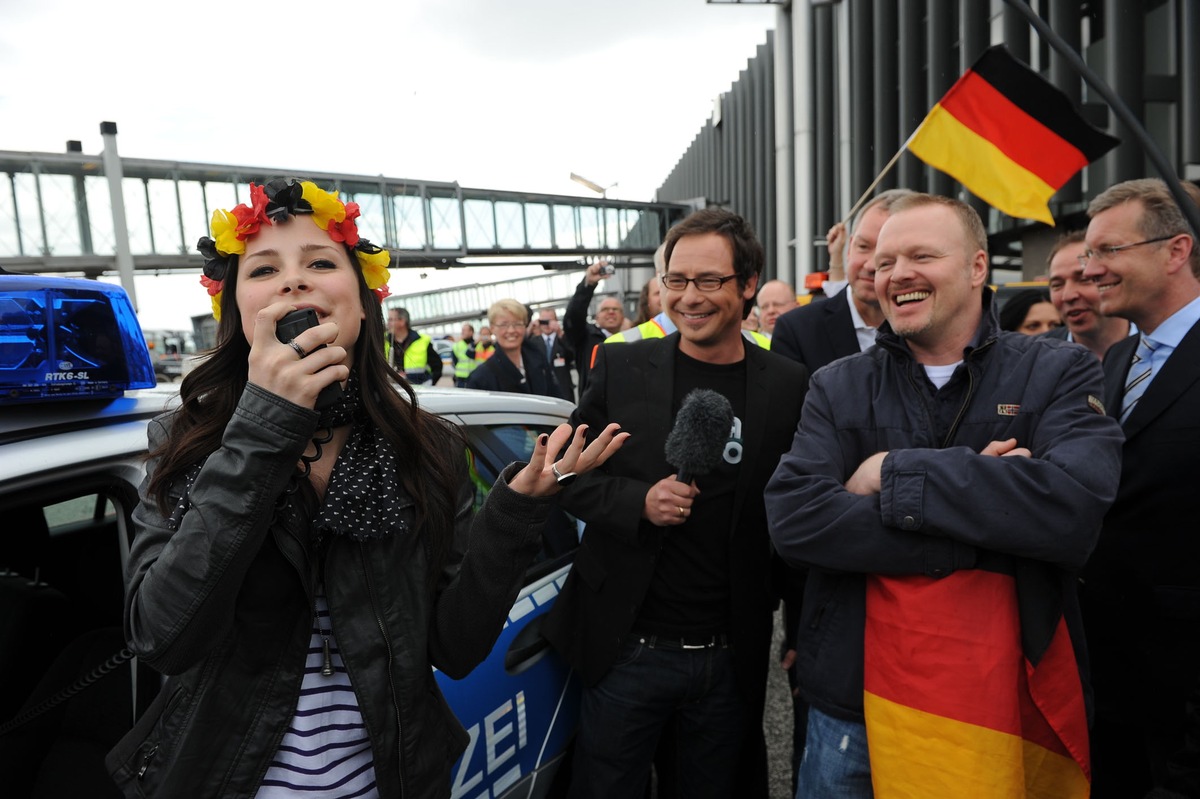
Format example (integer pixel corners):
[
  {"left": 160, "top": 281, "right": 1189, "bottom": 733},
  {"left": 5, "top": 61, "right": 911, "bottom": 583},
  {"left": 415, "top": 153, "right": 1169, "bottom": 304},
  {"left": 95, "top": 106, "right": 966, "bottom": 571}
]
[{"left": 256, "top": 596, "right": 379, "bottom": 798}]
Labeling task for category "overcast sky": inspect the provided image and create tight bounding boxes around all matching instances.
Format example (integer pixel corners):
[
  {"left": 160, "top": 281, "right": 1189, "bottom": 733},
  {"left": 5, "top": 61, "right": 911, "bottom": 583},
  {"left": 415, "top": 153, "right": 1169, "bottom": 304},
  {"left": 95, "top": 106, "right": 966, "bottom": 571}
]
[{"left": 1, "top": 0, "right": 776, "bottom": 327}]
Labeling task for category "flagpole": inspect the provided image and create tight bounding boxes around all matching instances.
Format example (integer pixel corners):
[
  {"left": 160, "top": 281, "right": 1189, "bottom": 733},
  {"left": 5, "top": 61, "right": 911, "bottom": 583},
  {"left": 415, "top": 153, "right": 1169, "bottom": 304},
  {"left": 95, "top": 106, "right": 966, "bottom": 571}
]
[
  {"left": 840, "top": 132, "right": 916, "bottom": 227},
  {"left": 1000, "top": 0, "right": 1200, "bottom": 239}
]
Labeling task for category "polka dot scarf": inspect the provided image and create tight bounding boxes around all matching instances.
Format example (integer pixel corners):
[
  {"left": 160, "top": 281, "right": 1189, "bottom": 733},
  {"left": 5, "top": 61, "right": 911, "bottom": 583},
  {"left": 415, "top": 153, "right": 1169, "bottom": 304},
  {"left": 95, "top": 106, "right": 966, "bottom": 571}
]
[
  {"left": 167, "top": 373, "right": 407, "bottom": 542},
  {"left": 312, "top": 375, "right": 407, "bottom": 542}
]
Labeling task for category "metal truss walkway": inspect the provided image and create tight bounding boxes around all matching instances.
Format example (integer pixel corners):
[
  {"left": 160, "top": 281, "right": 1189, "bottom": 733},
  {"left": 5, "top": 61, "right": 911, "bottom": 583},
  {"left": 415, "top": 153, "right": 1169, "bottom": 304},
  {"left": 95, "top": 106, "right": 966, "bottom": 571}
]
[{"left": 0, "top": 126, "right": 690, "bottom": 288}]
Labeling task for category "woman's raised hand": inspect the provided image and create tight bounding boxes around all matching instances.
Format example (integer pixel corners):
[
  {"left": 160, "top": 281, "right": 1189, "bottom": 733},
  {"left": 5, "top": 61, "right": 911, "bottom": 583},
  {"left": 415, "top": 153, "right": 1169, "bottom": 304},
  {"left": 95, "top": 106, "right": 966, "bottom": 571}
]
[{"left": 508, "top": 423, "right": 628, "bottom": 497}]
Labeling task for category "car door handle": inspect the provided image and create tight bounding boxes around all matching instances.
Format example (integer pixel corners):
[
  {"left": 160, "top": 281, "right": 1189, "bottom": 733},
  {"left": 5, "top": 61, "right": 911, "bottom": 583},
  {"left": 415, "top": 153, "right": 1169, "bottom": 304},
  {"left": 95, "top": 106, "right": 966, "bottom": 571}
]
[{"left": 504, "top": 614, "right": 551, "bottom": 676}]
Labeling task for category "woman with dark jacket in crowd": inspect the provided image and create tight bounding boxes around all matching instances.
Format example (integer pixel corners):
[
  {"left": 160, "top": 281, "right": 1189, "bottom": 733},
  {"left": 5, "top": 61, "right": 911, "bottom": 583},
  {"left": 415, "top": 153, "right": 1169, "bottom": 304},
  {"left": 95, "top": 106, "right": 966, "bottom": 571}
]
[
  {"left": 465, "top": 298, "right": 569, "bottom": 399},
  {"left": 999, "top": 287, "right": 1062, "bottom": 336},
  {"left": 105, "top": 179, "right": 623, "bottom": 799}
]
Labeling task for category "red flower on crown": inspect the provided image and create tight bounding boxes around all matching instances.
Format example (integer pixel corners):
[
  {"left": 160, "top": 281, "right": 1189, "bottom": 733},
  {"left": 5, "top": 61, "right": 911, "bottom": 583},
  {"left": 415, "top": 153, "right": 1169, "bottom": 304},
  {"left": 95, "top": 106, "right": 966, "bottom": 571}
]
[
  {"left": 231, "top": 183, "right": 270, "bottom": 241},
  {"left": 327, "top": 202, "right": 362, "bottom": 248}
]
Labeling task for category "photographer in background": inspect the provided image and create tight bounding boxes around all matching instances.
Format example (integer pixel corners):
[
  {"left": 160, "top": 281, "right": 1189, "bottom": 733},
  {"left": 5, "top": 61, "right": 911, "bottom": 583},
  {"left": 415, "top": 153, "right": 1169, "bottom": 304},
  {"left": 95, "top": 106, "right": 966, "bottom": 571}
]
[{"left": 564, "top": 261, "right": 625, "bottom": 394}]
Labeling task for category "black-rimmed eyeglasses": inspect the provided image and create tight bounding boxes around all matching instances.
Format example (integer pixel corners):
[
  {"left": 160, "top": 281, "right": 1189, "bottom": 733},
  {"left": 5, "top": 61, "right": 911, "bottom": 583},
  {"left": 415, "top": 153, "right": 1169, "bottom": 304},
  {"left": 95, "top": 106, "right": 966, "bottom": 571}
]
[
  {"left": 661, "top": 273, "right": 739, "bottom": 292},
  {"left": 1077, "top": 235, "right": 1177, "bottom": 267}
]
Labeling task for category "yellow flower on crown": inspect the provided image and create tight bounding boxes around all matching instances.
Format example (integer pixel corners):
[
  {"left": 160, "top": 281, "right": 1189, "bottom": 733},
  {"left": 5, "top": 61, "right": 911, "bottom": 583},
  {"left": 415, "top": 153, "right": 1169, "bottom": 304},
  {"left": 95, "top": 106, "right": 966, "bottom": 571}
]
[
  {"left": 211, "top": 209, "right": 246, "bottom": 257},
  {"left": 197, "top": 178, "right": 392, "bottom": 320},
  {"left": 357, "top": 247, "right": 391, "bottom": 293},
  {"left": 302, "top": 182, "right": 347, "bottom": 232}
]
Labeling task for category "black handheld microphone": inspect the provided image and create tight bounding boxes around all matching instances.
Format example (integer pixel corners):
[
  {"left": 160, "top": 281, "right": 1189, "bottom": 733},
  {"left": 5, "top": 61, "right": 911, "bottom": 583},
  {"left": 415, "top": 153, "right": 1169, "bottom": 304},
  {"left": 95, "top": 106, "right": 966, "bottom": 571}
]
[
  {"left": 276, "top": 308, "right": 342, "bottom": 411},
  {"left": 664, "top": 389, "right": 734, "bottom": 484}
]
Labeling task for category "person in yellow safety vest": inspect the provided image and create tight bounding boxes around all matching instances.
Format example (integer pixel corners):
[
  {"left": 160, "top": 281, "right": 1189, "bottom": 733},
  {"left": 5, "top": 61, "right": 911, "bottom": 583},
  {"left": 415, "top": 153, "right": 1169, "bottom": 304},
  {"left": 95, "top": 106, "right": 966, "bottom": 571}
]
[
  {"left": 603, "top": 308, "right": 770, "bottom": 353},
  {"left": 452, "top": 322, "right": 480, "bottom": 387},
  {"left": 384, "top": 306, "right": 443, "bottom": 385}
]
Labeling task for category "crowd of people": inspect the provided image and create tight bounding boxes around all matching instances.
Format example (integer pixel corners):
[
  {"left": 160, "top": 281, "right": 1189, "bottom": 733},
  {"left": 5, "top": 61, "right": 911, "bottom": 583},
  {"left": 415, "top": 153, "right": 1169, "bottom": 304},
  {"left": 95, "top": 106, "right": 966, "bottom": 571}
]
[{"left": 110, "top": 173, "right": 1199, "bottom": 799}]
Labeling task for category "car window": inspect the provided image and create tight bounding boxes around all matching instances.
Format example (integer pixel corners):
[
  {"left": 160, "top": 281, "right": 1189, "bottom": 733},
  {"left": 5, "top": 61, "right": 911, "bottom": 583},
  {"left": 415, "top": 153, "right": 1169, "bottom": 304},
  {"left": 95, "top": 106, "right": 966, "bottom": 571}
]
[
  {"left": 0, "top": 485, "right": 140, "bottom": 727},
  {"left": 464, "top": 423, "right": 580, "bottom": 579},
  {"left": 43, "top": 494, "right": 116, "bottom": 533}
]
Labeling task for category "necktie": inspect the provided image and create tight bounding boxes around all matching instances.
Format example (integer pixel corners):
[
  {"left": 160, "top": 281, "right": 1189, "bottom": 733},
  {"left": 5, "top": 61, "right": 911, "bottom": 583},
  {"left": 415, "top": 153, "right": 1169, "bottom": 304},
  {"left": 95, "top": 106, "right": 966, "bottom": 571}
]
[
  {"left": 1120, "top": 335, "right": 1157, "bottom": 424},
  {"left": 545, "top": 335, "right": 554, "bottom": 361}
]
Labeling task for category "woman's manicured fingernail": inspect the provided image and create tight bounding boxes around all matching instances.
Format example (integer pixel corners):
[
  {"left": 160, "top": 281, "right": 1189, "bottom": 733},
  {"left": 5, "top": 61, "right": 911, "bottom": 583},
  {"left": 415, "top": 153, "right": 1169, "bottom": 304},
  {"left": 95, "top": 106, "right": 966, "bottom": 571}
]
[{"left": 538, "top": 434, "right": 548, "bottom": 446}]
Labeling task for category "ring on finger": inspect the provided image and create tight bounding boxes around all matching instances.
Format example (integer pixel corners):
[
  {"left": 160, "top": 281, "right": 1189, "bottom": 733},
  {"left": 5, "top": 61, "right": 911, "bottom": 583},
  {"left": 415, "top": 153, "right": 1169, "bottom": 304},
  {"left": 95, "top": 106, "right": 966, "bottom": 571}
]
[
  {"left": 677, "top": 505, "right": 686, "bottom": 518},
  {"left": 287, "top": 339, "right": 307, "bottom": 359},
  {"left": 552, "top": 463, "right": 578, "bottom": 487}
]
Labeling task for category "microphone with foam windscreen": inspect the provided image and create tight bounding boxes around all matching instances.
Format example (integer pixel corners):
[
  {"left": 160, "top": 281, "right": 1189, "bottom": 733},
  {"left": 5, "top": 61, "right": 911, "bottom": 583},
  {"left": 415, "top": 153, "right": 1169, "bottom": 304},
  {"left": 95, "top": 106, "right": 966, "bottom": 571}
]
[{"left": 664, "top": 389, "right": 734, "bottom": 484}]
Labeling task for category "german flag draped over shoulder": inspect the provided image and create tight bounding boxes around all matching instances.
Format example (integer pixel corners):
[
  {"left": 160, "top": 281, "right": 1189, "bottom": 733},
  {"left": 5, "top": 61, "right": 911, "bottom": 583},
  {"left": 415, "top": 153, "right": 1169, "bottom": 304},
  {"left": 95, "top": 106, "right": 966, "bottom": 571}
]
[
  {"left": 863, "top": 563, "right": 1091, "bottom": 797},
  {"left": 906, "top": 44, "right": 1119, "bottom": 225}
]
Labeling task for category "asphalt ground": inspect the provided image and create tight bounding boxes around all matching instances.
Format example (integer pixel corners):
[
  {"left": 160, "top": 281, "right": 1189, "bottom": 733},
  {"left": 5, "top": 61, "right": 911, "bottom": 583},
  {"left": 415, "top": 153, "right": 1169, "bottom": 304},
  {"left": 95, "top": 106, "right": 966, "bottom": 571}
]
[{"left": 765, "top": 607, "right": 798, "bottom": 798}]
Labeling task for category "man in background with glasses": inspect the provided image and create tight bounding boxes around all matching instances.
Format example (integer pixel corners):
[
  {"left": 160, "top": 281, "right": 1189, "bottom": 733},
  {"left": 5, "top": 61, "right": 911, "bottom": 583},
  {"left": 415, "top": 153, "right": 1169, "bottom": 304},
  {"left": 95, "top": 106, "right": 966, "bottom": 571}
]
[
  {"left": 544, "top": 208, "right": 809, "bottom": 797},
  {"left": 1078, "top": 178, "right": 1200, "bottom": 797}
]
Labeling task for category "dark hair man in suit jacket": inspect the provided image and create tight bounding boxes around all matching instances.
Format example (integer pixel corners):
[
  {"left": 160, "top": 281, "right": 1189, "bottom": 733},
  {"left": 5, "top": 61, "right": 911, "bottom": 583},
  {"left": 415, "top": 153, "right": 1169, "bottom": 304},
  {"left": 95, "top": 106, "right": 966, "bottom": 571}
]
[
  {"left": 543, "top": 208, "right": 809, "bottom": 798},
  {"left": 1078, "top": 178, "right": 1200, "bottom": 798}
]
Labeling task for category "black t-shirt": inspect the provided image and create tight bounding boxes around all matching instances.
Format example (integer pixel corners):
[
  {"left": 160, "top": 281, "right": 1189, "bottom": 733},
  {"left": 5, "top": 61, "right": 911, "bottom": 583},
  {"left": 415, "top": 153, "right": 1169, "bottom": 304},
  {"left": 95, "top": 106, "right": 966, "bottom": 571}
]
[{"left": 635, "top": 349, "right": 747, "bottom": 636}]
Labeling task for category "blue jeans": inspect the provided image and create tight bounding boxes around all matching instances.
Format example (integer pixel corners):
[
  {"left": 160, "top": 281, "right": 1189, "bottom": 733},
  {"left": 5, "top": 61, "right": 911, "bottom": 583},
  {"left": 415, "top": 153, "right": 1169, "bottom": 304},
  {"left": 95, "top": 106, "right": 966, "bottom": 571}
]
[
  {"left": 796, "top": 707, "right": 873, "bottom": 798},
  {"left": 569, "top": 636, "right": 746, "bottom": 799}
]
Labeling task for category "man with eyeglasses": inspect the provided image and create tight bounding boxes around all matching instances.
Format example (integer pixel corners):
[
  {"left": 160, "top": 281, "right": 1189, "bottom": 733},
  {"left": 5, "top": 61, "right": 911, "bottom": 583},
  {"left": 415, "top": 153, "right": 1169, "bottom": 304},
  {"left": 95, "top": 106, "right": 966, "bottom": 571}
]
[
  {"left": 1077, "top": 178, "right": 1200, "bottom": 797},
  {"left": 564, "top": 263, "right": 626, "bottom": 395},
  {"left": 1044, "top": 230, "right": 1131, "bottom": 360},
  {"left": 544, "top": 208, "right": 809, "bottom": 798}
]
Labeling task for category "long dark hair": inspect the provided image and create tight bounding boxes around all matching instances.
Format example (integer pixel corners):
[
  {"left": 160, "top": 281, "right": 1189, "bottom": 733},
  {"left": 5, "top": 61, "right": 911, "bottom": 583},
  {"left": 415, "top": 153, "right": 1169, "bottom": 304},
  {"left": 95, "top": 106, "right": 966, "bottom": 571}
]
[
  {"left": 148, "top": 241, "right": 465, "bottom": 578},
  {"left": 999, "top": 288, "right": 1053, "bottom": 333}
]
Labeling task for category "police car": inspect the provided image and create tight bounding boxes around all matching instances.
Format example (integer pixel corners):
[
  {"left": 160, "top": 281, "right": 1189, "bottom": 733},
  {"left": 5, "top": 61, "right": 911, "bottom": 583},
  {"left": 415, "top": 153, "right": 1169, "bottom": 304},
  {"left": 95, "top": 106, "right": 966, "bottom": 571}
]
[{"left": 0, "top": 275, "right": 580, "bottom": 798}]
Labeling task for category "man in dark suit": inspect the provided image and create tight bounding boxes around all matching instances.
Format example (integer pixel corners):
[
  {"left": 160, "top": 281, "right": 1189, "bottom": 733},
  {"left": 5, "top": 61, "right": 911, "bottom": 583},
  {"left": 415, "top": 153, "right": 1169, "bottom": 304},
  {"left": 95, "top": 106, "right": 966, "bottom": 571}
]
[
  {"left": 1079, "top": 177, "right": 1200, "bottom": 797},
  {"left": 543, "top": 208, "right": 809, "bottom": 798},
  {"left": 533, "top": 307, "right": 576, "bottom": 401},
  {"left": 772, "top": 188, "right": 914, "bottom": 374},
  {"left": 563, "top": 262, "right": 625, "bottom": 395}
]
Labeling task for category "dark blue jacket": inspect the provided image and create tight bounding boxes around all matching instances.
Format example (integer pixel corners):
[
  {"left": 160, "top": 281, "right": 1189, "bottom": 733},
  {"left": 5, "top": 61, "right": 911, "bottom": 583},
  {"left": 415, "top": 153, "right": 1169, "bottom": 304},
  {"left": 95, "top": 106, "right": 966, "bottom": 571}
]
[{"left": 765, "top": 290, "right": 1123, "bottom": 721}]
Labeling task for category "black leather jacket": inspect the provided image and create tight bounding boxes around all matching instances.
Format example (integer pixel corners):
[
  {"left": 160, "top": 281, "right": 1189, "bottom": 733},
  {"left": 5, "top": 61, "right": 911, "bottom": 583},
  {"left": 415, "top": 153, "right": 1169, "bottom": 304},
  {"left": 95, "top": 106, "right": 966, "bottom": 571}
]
[{"left": 106, "top": 384, "right": 548, "bottom": 798}]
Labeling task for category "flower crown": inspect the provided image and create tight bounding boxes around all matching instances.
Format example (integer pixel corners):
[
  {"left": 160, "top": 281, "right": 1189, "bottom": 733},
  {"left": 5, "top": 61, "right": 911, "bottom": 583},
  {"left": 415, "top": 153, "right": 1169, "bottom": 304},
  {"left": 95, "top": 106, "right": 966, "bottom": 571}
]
[{"left": 197, "top": 178, "right": 391, "bottom": 320}]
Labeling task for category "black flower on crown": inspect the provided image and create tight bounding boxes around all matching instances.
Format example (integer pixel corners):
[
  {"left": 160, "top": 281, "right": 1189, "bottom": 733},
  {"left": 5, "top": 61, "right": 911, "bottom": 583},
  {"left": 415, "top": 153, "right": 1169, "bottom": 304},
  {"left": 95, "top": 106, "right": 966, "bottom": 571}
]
[
  {"left": 263, "top": 179, "right": 313, "bottom": 224},
  {"left": 197, "top": 236, "right": 229, "bottom": 282}
]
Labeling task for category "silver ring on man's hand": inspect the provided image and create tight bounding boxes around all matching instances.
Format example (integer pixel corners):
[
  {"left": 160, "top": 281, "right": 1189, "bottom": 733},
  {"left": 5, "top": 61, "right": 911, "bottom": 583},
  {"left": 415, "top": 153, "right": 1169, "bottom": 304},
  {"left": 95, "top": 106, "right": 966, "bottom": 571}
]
[
  {"left": 552, "top": 463, "right": 578, "bottom": 487},
  {"left": 287, "top": 339, "right": 307, "bottom": 359}
]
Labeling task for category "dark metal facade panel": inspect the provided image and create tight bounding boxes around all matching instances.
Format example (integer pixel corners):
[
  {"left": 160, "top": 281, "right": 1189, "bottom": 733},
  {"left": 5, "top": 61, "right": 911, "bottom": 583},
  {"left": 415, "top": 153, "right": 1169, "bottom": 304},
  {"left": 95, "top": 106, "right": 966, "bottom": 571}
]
[
  {"left": 927, "top": 0, "right": 957, "bottom": 198},
  {"left": 1104, "top": 0, "right": 1147, "bottom": 185},
  {"left": 849, "top": 0, "right": 875, "bottom": 198},
  {"left": 1049, "top": 0, "right": 1085, "bottom": 203},
  {"left": 661, "top": 1, "right": 1191, "bottom": 278},
  {"left": 655, "top": 34, "right": 778, "bottom": 278},
  {"left": 872, "top": 0, "right": 901, "bottom": 190},
  {"left": 1184, "top": 0, "right": 1200, "bottom": 166}
]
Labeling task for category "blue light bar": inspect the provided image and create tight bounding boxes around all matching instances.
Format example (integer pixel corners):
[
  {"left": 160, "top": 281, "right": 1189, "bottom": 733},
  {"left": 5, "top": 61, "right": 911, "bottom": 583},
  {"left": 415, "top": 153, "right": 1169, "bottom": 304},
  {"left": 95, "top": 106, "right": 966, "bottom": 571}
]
[{"left": 0, "top": 275, "right": 157, "bottom": 404}]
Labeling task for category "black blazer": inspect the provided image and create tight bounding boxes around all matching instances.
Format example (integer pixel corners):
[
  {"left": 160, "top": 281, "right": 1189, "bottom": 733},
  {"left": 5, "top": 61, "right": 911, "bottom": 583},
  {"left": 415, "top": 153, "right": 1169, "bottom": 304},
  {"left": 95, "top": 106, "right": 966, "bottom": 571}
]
[
  {"left": 464, "top": 340, "right": 568, "bottom": 400},
  {"left": 542, "top": 334, "right": 809, "bottom": 705},
  {"left": 1083, "top": 317, "right": 1200, "bottom": 782},
  {"left": 771, "top": 289, "right": 862, "bottom": 373}
]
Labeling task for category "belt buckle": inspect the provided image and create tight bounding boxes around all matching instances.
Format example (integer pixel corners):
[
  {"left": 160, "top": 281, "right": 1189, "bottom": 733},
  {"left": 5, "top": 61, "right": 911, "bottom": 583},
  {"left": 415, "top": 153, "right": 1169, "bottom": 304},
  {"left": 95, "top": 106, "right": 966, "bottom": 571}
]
[{"left": 681, "top": 637, "right": 713, "bottom": 650}]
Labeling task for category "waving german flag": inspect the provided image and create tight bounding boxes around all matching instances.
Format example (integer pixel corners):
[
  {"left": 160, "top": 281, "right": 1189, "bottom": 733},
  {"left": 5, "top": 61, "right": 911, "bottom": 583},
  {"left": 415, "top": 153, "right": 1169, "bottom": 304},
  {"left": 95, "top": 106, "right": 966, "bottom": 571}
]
[
  {"left": 907, "top": 44, "right": 1118, "bottom": 225},
  {"left": 864, "top": 566, "right": 1090, "bottom": 797}
]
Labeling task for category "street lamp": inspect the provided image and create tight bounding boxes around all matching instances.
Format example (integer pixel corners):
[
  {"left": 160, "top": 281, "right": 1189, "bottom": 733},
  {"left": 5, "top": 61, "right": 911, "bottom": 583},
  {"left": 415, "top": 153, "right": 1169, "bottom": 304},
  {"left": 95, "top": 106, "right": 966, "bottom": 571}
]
[{"left": 569, "top": 172, "right": 617, "bottom": 198}]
